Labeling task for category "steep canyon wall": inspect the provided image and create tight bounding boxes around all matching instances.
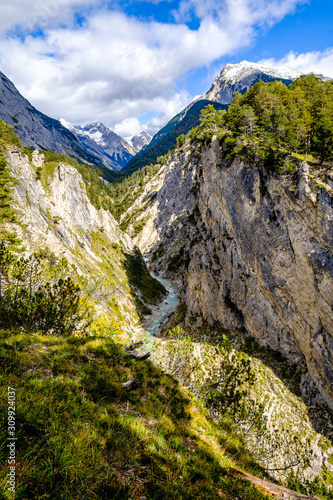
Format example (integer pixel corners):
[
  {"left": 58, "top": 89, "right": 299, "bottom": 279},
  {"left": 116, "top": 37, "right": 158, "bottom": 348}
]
[{"left": 132, "top": 139, "right": 333, "bottom": 409}]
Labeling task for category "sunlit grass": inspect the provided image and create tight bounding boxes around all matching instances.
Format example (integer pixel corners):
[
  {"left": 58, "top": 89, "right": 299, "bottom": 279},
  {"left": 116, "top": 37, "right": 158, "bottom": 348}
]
[{"left": 0, "top": 331, "right": 273, "bottom": 499}]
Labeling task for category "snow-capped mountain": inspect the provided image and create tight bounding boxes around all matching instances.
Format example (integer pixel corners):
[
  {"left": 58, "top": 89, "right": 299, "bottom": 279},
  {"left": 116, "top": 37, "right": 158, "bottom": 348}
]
[
  {"left": 0, "top": 71, "right": 102, "bottom": 165},
  {"left": 127, "top": 131, "right": 152, "bottom": 154},
  {"left": 201, "top": 60, "right": 303, "bottom": 104},
  {"left": 60, "top": 120, "right": 135, "bottom": 171},
  {"left": 125, "top": 60, "right": 332, "bottom": 174}
]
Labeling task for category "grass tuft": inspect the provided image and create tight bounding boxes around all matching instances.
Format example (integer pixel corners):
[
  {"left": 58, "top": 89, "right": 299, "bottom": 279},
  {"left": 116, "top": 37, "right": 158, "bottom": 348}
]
[{"left": 0, "top": 332, "right": 275, "bottom": 499}]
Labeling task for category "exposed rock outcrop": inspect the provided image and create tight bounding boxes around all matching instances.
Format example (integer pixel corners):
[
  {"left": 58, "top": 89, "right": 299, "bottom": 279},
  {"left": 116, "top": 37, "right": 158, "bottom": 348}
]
[
  {"left": 8, "top": 149, "right": 138, "bottom": 326},
  {"left": 9, "top": 149, "right": 132, "bottom": 257},
  {"left": 130, "top": 139, "right": 333, "bottom": 410}
]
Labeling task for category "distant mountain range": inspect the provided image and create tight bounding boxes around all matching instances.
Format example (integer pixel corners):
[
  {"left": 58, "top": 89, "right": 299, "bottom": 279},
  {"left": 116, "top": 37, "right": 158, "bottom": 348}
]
[
  {"left": 0, "top": 71, "right": 103, "bottom": 166},
  {"left": 124, "top": 61, "right": 330, "bottom": 173},
  {"left": 0, "top": 61, "right": 330, "bottom": 174},
  {"left": 60, "top": 119, "right": 138, "bottom": 171},
  {"left": 0, "top": 70, "right": 151, "bottom": 171}
]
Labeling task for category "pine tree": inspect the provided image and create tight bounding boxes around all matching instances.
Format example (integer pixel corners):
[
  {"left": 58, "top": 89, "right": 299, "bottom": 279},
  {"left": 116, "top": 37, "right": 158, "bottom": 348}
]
[
  {"left": 0, "top": 154, "right": 18, "bottom": 225},
  {"left": 313, "top": 108, "right": 333, "bottom": 163},
  {"left": 0, "top": 121, "right": 23, "bottom": 248}
]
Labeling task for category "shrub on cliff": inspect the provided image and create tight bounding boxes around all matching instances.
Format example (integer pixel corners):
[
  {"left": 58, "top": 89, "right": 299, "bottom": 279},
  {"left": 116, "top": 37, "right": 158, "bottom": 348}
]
[
  {"left": 123, "top": 246, "right": 167, "bottom": 305},
  {"left": 0, "top": 244, "right": 92, "bottom": 336}
]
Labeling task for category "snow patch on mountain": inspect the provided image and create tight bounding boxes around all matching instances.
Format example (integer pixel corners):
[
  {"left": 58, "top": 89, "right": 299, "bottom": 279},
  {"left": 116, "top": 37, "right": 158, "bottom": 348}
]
[
  {"left": 202, "top": 60, "right": 303, "bottom": 104},
  {"left": 127, "top": 131, "right": 152, "bottom": 154},
  {"left": 222, "top": 60, "right": 301, "bottom": 83},
  {"left": 60, "top": 120, "right": 114, "bottom": 148},
  {"left": 59, "top": 119, "right": 135, "bottom": 171}
]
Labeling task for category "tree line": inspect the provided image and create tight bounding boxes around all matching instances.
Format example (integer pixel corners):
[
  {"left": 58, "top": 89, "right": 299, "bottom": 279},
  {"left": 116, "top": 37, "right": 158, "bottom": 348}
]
[{"left": 188, "top": 75, "right": 333, "bottom": 166}]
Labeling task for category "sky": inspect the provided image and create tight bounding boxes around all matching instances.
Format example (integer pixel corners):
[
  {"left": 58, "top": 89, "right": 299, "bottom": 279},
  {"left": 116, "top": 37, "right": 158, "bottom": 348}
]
[{"left": 0, "top": 0, "right": 332, "bottom": 138}]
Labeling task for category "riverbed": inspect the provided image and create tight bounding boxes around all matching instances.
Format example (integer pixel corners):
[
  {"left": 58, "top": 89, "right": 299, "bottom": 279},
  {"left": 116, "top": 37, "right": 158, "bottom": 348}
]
[
  {"left": 135, "top": 269, "right": 179, "bottom": 355},
  {"left": 145, "top": 272, "right": 179, "bottom": 336}
]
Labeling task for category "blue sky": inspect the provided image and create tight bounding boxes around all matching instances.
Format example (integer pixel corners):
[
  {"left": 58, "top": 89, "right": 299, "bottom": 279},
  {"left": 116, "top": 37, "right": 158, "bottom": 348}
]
[{"left": 0, "top": 0, "right": 332, "bottom": 138}]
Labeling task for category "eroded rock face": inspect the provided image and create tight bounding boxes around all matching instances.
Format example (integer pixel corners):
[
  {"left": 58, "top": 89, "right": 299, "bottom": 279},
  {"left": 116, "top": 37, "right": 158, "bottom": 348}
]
[
  {"left": 132, "top": 139, "right": 333, "bottom": 409},
  {"left": 9, "top": 150, "right": 132, "bottom": 258},
  {"left": 7, "top": 149, "right": 139, "bottom": 327}
]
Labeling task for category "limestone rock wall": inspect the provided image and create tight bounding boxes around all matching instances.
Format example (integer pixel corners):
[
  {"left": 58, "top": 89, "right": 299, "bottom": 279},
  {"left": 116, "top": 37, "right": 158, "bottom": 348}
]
[
  {"left": 9, "top": 149, "right": 132, "bottom": 258},
  {"left": 8, "top": 149, "right": 137, "bottom": 326},
  {"left": 133, "top": 139, "right": 333, "bottom": 409}
]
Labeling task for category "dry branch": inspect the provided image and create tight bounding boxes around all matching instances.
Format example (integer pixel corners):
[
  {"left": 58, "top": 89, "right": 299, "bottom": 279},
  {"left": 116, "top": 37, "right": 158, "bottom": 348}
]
[
  {"left": 228, "top": 468, "right": 320, "bottom": 499},
  {"left": 122, "top": 340, "right": 144, "bottom": 351},
  {"left": 128, "top": 351, "right": 151, "bottom": 361}
]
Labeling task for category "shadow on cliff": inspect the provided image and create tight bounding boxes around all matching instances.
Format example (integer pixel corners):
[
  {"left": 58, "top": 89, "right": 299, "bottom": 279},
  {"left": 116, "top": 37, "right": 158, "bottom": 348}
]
[
  {"left": 122, "top": 246, "right": 167, "bottom": 318},
  {"left": 187, "top": 321, "right": 333, "bottom": 444}
]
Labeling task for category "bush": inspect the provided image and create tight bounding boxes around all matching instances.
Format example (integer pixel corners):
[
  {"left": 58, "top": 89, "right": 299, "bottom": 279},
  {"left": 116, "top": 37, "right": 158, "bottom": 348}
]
[
  {"left": 123, "top": 246, "right": 167, "bottom": 305},
  {"left": 0, "top": 244, "right": 91, "bottom": 335}
]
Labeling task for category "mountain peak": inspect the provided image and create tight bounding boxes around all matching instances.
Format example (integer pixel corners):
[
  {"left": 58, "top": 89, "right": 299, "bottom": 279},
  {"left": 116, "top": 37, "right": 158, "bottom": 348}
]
[
  {"left": 83, "top": 121, "right": 109, "bottom": 132},
  {"left": 127, "top": 131, "right": 152, "bottom": 154},
  {"left": 201, "top": 61, "right": 304, "bottom": 104},
  {"left": 220, "top": 60, "right": 302, "bottom": 82},
  {"left": 59, "top": 118, "right": 135, "bottom": 170}
]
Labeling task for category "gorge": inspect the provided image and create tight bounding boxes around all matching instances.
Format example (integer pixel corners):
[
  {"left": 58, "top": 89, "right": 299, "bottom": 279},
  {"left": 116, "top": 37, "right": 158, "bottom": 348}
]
[{"left": 0, "top": 65, "right": 333, "bottom": 499}]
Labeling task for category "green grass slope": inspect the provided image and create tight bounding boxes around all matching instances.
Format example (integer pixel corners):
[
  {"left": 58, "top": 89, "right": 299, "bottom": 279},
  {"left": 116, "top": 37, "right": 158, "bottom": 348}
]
[{"left": 0, "top": 331, "right": 273, "bottom": 500}]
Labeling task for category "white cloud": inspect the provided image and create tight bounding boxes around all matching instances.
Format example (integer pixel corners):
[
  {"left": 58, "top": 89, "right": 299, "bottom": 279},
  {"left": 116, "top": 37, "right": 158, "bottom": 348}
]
[
  {"left": 113, "top": 91, "right": 191, "bottom": 137},
  {"left": 174, "top": 0, "right": 308, "bottom": 27},
  {"left": 0, "top": 0, "right": 98, "bottom": 35},
  {"left": 145, "top": 92, "right": 191, "bottom": 133},
  {"left": 259, "top": 48, "right": 333, "bottom": 78},
  {"left": 0, "top": 0, "right": 309, "bottom": 136},
  {"left": 113, "top": 117, "right": 142, "bottom": 138}
]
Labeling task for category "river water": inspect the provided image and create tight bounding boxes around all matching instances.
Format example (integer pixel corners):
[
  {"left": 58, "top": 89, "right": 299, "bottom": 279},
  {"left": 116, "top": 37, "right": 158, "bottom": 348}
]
[
  {"left": 134, "top": 262, "right": 179, "bottom": 356},
  {"left": 144, "top": 272, "right": 179, "bottom": 337},
  {"left": 135, "top": 271, "right": 178, "bottom": 360}
]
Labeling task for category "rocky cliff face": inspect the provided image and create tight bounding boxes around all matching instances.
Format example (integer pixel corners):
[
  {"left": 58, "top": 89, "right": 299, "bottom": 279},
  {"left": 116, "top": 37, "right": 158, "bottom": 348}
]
[
  {"left": 8, "top": 148, "right": 141, "bottom": 327},
  {"left": 130, "top": 139, "right": 333, "bottom": 410},
  {"left": 10, "top": 149, "right": 131, "bottom": 256}
]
